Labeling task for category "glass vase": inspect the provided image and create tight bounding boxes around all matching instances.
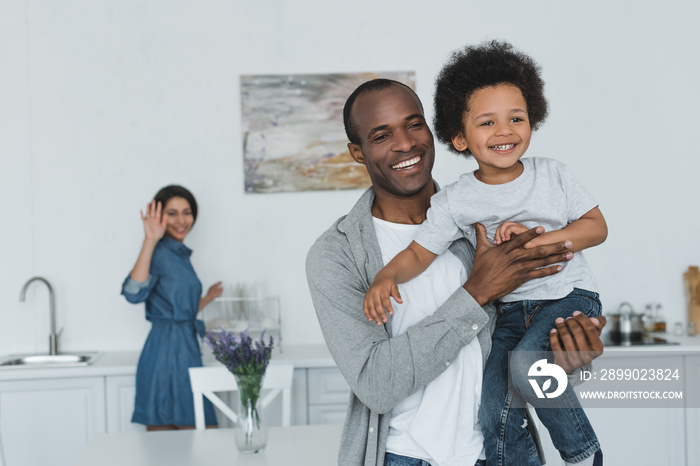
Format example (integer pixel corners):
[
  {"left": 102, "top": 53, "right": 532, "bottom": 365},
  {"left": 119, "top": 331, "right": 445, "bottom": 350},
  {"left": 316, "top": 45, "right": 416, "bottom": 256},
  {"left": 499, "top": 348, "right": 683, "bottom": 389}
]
[{"left": 233, "top": 373, "right": 268, "bottom": 453}]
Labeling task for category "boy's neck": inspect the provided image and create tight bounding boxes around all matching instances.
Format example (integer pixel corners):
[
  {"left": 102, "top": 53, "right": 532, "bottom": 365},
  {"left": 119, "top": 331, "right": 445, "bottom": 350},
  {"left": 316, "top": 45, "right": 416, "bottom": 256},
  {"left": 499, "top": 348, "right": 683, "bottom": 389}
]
[{"left": 474, "top": 160, "right": 524, "bottom": 185}]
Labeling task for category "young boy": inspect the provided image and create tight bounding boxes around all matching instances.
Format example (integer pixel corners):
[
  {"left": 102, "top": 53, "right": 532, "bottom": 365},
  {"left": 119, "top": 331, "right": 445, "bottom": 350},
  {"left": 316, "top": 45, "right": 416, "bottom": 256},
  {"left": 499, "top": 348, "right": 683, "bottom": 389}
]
[{"left": 364, "top": 41, "right": 606, "bottom": 465}]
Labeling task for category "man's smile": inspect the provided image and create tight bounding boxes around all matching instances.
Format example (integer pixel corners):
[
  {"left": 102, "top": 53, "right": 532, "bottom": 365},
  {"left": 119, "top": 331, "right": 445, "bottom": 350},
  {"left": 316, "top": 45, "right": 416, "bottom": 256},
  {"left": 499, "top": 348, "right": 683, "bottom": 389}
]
[{"left": 392, "top": 155, "right": 422, "bottom": 170}]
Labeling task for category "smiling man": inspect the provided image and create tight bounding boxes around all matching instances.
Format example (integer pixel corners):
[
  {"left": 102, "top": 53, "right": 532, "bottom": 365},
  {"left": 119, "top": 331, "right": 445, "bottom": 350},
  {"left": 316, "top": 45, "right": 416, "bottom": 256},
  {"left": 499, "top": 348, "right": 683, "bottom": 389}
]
[{"left": 306, "top": 79, "right": 604, "bottom": 466}]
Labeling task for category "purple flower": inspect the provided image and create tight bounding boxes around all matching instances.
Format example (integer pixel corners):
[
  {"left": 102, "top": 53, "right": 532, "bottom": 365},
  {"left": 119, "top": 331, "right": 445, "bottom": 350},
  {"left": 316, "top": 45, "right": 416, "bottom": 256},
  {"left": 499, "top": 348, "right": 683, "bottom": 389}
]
[{"left": 204, "top": 328, "right": 274, "bottom": 377}]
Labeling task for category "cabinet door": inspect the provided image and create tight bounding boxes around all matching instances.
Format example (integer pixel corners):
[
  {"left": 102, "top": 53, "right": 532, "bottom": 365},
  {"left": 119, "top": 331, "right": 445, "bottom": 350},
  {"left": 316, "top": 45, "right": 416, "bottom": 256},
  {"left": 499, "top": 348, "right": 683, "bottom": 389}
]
[
  {"left": 0, "top": 376, "right": 105, "bottom": 466},
  {"left": 307, "top": 367, "right": 350, "bottom": 425},
  {"left": 307, "top": 367, "right": 350, "bottom": 405},
  {"left": 291, "top": 368, "right": 308, "bottom": 425},
  {"left": 105, "top": 375, "right": 145, "bottom": 433},
  {"left": 569, "top": 356, "right": 685, "bottom": 466},
  {"left": 309, "top": 404, "right": 348, "bottom": 425},
  {"left": 686, "top": 355, "right": 700, "bottom": 465}
]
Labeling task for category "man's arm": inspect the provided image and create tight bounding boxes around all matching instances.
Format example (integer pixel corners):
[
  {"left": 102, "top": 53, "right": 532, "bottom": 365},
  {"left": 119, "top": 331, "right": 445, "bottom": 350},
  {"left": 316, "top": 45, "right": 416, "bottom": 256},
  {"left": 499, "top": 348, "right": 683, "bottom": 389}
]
[
  {"left": 306, "top": 224, "right": 575, "bottom": 414},
  {"left": 466, "top": 223, "right": 606, "bottom": 372},
  {"left": 307, "top": 236, "right": 487, "bottom": 414}
]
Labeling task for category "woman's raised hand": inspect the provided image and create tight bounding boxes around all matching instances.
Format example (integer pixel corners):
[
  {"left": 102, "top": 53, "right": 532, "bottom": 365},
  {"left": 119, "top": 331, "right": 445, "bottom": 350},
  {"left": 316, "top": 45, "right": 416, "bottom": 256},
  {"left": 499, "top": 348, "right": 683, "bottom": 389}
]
[
  {"left": 141, "top": 200, "right": 167, "bottom": 241},
  {"left": 199, "top": 282, "right": 223, "bottom": 311},
  {"left": 204, "top": 282, "right": 223, "bottom": 302}
]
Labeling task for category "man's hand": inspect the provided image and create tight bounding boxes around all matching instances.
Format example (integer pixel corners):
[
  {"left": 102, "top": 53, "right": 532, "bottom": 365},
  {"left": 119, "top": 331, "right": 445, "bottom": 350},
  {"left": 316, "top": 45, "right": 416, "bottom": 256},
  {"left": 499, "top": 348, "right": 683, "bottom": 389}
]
[
  {"left": 550, "top": 312, "right": 607, "bottom": 373},
  {"left": 464, "top": 224, "right": 574, "bottom": 306}
]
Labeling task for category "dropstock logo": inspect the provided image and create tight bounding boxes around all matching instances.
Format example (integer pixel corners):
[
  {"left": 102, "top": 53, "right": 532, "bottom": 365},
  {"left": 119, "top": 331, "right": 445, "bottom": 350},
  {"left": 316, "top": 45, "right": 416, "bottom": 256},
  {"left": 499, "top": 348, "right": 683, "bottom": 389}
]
[{"left": 528, "top": 359, "right": 568, "bottom": 399}]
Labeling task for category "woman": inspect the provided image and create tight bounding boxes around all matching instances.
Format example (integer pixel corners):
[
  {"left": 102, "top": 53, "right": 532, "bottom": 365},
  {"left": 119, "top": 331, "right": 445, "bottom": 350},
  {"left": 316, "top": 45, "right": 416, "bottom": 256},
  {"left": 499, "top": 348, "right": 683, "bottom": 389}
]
[{"left": 122, "top": 185, "right": 220, "bottom": 430}]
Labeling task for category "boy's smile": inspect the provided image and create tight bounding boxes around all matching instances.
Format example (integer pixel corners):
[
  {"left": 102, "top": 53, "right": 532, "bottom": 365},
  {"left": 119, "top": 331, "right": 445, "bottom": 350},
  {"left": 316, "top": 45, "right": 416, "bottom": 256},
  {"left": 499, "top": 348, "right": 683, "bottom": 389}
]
[{"left": 451, "top": 83, "right": 532, "bottom": 184}]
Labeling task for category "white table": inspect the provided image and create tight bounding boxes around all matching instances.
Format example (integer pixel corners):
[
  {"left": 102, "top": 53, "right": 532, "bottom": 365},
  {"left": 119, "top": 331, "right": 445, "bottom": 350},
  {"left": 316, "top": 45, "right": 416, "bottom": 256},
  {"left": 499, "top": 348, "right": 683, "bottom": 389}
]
[{"left": 72, "top": 424, "right": 343, "bottom": 466}]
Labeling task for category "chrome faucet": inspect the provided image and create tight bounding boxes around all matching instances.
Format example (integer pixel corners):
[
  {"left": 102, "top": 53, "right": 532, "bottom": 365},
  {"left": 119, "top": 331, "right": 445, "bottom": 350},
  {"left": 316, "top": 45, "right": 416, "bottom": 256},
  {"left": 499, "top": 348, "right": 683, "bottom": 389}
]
[{"left": 19, "top": 276, "right": 60, "bottom": 355}]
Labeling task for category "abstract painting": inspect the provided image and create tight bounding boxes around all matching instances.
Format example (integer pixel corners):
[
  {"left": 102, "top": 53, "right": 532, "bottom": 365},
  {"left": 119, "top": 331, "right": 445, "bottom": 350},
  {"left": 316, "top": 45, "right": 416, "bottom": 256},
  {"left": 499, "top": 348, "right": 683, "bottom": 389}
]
[{"left": 241, "top": 71, "right": 416, "bottom": 193}]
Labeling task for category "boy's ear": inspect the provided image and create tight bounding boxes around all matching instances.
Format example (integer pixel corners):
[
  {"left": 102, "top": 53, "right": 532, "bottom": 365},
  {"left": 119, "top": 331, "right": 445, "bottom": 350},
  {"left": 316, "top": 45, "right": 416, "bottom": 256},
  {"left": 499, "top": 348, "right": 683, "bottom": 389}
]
[
  {"left": 451, "top": 133, "right": 468, "bottom": 152},
  {"left": 348, "top": 143, "right": 365, "bottom": 164}
]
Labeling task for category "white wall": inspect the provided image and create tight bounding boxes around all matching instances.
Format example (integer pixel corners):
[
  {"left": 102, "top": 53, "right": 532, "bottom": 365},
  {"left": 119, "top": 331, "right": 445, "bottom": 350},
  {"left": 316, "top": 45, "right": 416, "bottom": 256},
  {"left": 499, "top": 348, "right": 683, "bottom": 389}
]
[{"left": 1, "top": 0, "right": 699, "bottom": 354}]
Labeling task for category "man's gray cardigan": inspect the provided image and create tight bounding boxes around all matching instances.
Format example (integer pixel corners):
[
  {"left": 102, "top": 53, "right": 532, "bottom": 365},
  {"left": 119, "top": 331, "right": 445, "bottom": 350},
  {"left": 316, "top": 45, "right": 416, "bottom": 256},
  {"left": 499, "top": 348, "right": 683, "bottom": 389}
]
[{"left": 306, "top": 186, "right": 543, "bottom": 465}]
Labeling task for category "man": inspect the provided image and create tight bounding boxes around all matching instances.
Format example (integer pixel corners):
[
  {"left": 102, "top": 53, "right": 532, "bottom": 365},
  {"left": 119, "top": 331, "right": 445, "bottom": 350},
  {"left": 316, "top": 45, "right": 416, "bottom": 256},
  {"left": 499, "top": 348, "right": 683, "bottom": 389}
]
[{"left": 305, "top": 79, "right": 605, "bottom": 466}]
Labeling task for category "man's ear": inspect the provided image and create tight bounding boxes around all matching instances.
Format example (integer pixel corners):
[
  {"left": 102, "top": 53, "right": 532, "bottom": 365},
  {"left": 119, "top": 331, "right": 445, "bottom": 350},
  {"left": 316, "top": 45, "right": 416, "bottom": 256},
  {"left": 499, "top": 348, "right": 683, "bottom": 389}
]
[
  {"left": 348, "top": 143, "right": 365, "bottom": 164},
  {"left": 451, "top": 133, "right": 468, "bottom": 152}
]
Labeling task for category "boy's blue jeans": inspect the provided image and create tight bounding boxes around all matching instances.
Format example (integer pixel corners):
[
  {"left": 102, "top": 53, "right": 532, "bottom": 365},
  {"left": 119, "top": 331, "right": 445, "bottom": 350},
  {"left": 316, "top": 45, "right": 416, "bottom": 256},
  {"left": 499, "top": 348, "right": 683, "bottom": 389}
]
[
  {"left": 384, "top": 452, "right": 486, "bottom": 465},
  {"left": 479, "top": 288, "right": 602, "bottom": 465}
]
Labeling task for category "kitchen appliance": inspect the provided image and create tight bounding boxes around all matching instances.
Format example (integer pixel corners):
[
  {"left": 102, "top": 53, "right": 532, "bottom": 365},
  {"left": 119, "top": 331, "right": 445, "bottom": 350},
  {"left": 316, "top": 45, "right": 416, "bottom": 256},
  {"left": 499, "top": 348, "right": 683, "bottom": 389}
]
[
  {"left": 604, "top": 302, "right": 680, "bottom": 346},
  {"left": 607, "top": 302, "right": 645, "bottom": 345}
]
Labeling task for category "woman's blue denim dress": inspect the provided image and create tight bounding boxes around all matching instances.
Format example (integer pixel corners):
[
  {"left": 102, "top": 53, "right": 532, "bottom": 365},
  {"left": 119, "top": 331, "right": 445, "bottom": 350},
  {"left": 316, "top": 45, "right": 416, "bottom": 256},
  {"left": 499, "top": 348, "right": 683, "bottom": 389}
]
[{"left": 122, "top": 236, "right": 217, "bottom": 426}]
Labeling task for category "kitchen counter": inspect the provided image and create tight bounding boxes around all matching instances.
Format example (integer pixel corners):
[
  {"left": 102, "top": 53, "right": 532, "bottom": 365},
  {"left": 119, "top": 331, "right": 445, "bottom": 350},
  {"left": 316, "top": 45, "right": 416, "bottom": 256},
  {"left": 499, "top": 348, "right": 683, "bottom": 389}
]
[
  {"left": 3, "top": 340, "right": 699, "bottom": 466},
  {"left": 602, "top": 332, "right": 700, "bottom": 355},
  {"left": 0, "top": 343, "right": 343, "bottom": 466},
  {"left": 0, "top": 343, "right": 336, "bottom": 381},
  {"left": 2, "top": 333, "right": 699, "bottom": 381}
]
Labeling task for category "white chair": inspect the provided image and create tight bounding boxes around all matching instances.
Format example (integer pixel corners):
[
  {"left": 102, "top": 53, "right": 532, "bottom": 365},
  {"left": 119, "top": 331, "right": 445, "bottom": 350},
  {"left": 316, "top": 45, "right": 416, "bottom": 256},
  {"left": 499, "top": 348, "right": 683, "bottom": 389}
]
[{"left": 189, "top": 364, "right": 294, "bottom": 431}]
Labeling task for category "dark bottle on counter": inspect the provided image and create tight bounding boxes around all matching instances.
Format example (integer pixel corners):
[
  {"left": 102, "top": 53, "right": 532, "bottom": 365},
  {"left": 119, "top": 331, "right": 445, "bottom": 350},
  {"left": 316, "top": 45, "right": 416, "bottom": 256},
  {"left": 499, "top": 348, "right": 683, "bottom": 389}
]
[{"left": 654, "top": 303, "right": 667, "bottom": 332}]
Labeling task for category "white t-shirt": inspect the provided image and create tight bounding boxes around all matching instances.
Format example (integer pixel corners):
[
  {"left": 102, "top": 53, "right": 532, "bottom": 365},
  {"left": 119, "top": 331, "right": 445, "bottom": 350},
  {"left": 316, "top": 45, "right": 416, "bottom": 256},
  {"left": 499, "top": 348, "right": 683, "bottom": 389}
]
[{"left": 373, "top": 217, "right": 485, "bottom": 466}]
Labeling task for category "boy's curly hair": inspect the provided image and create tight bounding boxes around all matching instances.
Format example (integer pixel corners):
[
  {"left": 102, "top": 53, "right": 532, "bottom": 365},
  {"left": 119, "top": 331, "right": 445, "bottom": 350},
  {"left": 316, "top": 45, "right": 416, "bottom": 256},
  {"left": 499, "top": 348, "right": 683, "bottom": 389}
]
[{"left": 433, "top": 40, "right": 548, "bottom": 156}]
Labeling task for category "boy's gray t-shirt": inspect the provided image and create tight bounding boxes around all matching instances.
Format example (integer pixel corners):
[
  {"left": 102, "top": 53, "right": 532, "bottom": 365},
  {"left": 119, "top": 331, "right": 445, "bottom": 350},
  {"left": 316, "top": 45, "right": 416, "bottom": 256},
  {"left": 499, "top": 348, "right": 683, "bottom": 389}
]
[{"left": 415, "top": 157, "right": 599, "bottom": 302}]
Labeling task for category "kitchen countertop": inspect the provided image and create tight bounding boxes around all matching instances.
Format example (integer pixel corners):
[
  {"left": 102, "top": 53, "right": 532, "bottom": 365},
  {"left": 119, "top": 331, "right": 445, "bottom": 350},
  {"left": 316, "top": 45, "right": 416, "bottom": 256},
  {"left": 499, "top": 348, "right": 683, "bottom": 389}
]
[
  {"left": 2, "top": 334, "right": 698, "bottom": 382},
  {"left": 602, "top": 332, "right": 700, "bottom": 355},
  {"left": 0, "top": 343, "right": 336, "bottom": 382}
]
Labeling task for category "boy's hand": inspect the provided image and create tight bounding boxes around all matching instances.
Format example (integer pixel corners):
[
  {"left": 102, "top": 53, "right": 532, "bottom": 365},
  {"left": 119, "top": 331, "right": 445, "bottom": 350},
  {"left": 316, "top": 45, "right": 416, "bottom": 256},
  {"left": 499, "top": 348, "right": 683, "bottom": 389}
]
[
  {"left": 363, "top": 278, "right": 403, "bottom": 326},
  {"left": 494, "top": 221, "right": 529, "bottom": 245}
]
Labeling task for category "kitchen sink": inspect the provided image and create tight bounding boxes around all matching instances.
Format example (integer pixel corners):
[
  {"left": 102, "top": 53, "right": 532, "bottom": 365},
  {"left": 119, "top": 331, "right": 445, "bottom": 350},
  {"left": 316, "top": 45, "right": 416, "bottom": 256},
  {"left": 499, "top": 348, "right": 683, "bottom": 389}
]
[{"left": 0, "top": 352, "right": 101, "bottom": 369}]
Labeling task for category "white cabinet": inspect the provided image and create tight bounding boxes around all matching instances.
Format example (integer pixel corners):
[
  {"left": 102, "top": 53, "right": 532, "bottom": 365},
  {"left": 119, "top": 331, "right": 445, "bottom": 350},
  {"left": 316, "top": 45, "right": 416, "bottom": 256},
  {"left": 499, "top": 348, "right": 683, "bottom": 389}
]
[
  {"left": 0, "top": 376, "right": 105, "bottom": 466},
  {"left": 685, "top": 355, "right": 700, "bottom": 465},
  {"left": 533, "top": 354, "right": 688, "bottom": 466},
  {"left": 291, "top": 368, "right": 308, "bottom": 425},
  {"left": 587, "top": 355, "right": 685, "bottom": 466},
  {"left": 306, "top": 367, "right": 350, "bottom": 425},
  {"left": 100, "top": 367, "right": 347, "bottom": 430},
  {"left": 105, "top": 375, "right": 144, "bottom": 433},
  {"left": 0, "top": 348, "right": 346, "bottom": 466}
]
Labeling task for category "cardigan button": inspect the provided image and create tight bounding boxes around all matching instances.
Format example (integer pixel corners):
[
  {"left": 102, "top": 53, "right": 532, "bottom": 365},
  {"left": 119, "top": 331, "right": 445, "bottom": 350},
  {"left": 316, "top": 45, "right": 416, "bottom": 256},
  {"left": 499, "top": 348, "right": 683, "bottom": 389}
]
[
  {"left": 472, "top": 323, "right": 479, "bottom": 330},
  {"left": 369, "top": 427, "right": 375, "bottom": 433}
]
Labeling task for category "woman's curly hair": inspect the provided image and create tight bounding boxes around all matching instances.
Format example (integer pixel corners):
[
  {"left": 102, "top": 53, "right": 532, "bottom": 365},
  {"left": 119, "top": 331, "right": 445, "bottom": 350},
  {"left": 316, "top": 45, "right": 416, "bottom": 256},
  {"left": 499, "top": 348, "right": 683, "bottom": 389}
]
[{"left": 433, "top": 40, "right": 548, "bottom": 156}]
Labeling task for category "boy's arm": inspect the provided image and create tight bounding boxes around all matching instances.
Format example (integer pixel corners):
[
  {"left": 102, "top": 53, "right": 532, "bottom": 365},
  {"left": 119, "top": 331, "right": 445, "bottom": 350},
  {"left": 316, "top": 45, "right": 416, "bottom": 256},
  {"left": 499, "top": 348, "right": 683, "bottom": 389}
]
[
  {"left": 364, "top": 241, "right": 437, "bottom": 325},
  {"left": 523, "top": 207, "right": 607, "bottom": 252}
]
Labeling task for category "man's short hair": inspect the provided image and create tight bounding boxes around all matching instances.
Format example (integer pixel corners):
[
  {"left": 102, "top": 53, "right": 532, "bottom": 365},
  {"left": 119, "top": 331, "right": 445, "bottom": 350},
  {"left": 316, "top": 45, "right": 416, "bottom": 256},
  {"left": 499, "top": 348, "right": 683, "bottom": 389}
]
[{"left": 343, "top": 79, "right": 422, "bottom": 146}]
